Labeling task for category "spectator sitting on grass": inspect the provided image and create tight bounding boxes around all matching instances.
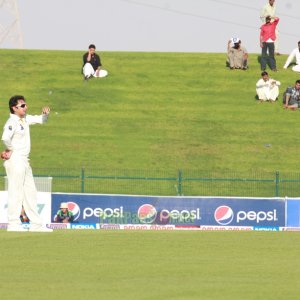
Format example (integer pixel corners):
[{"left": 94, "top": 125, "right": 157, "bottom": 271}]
[
  {"left": 256, "top": 71, "right": 280, "bottom": 102},
  {"left": 283, "top": 41, "right": 300, "bottom": 73},
  {"left": 282, "top": 80, "right": 300, "bottom": 110},
  {"left": 82, "top": 44, "right": 108, "bottom": 80},
  {"left": 227, "top": 38, "right": 248, "bottom": 70}
]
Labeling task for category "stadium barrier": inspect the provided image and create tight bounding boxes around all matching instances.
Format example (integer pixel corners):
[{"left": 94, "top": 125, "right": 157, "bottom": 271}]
[
  {"left": 51, "top": 194, "right": 286, "bottom": 230},
  {"left": 49, "top": 195, "right": 300, "bottom": 231},
  {"left": 1, "top": 190, "right": 300, "bottom": 231},
  {"left": 1, "top": 169, "right": 300, "bottom": 197}
]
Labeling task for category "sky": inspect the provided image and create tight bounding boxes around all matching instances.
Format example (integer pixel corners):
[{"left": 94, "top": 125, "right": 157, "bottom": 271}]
[{"left": 1, "top": 0, "right": 300, "bottom": 54}]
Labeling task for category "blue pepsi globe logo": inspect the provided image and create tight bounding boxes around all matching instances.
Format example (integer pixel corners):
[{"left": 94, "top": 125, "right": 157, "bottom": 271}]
[{"left": 214, "top": 206, "right": 234, "bottom": 225}]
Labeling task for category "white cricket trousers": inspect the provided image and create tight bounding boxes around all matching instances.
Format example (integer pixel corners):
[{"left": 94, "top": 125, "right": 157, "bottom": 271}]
[
  {"left": 83, "top": 63, "right": 108, "bottom": 78},
  {"left": 4, "top": 153, "right": 42, "bottom": 227}
]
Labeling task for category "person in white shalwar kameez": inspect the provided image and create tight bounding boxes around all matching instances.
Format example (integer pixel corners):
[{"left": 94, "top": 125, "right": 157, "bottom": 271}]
[
  {"left": 256, "top": 71, "right": 280, "bottom": 102},
  {"left": 283, "top": 42, "right": 300, "bottom": 73}
]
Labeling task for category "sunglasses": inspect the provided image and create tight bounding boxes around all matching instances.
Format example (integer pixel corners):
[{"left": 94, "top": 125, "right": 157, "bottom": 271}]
[{"left": 15, "top": 103, "right": 27, "bottom": 109}]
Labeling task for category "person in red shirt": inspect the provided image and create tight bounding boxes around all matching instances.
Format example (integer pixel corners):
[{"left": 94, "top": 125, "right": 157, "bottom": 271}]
[{"left": 260, "top": 16, "right": 279, "bottom": 71}]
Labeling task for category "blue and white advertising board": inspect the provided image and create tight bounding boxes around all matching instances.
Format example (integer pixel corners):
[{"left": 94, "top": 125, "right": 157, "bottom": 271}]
[
  {"left": 52, "top": 194, "right": 285, "bottom": 227},
  {"left": 286, "top": 199, "right": 300, "bottom": 227},
  {"left": 0, "top": 191, "right": 52, "bottom": 224}
]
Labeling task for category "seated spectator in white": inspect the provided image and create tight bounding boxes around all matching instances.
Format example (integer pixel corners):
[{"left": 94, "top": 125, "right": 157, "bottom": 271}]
[
  {"left": 82, "top": 44, "right": 108, "bottom": 80},
  {"left": 283, "top": 41, "right": 300, "bottom": 72},
  {"left": 282, "top": 80, "right": 300, "bottom": 110},
  {"left": 227, "top": 38, "right": 248, "bottom": 70},
  {"left": 256, "top": 71, "right": 280, "bottom": 102}
]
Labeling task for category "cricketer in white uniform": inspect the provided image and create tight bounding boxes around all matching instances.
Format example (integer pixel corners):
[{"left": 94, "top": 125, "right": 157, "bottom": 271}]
[{"left": 1, "top": 95, "right": 53, "bottom": 232}]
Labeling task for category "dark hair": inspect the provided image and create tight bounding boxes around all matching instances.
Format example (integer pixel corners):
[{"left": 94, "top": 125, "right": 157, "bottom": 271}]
[
  {"left": 233, "top": 43, "right": 240, "bottom": 49},
  {"left": 261, "top": 71, "right": 268, "bottom": 76},
  {"left": 9, "top": 95, "right": 25, "bottom": 113},
  {"left": 298, "top": 41, "right": 300, "bottom": 45},
  {"left": 296, "top": 80, "right": 300, "bottom": 85},
  {"left": 266, "top": 15, "right": 271, "bottom": 22},
  {"left": 89, "top": 44, "right": 96, "bottom": 49}
]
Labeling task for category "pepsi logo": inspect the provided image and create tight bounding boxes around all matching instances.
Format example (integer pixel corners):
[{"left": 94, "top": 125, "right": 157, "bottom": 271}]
[
  {"left": 66, "top": 202, "right": 80, "bottom": 221},
  {"left": 214, "top": 206, "right": 234, "bottom": 225},
  {"left": 137, "top": 204, "right": 157, "bottom": 224}
]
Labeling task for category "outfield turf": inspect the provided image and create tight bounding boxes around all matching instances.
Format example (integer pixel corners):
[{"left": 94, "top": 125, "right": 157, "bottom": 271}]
[
  {"left": 0, "top": 50, "right": 299, "bottom": 299},
  {"left": 1, "top": 50, "right": 300, "bottom": 195},
  {"left": 0, "top": 230, "right": 299, "bottom": 300},
  {"left": 0, "top": 49, "right": 299, "bottom": 175}
]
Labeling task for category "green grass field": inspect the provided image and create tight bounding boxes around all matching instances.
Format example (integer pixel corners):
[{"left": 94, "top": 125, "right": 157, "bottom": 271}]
[
  {"left": 1, "top": 50, "right": 300, "bottom": 300},
  {"left": 1, "top": 49, "right": 300, "bottom": 195},
  {"left": 0, "top": 49, "right": 299, "bottom": 174},
  {"left": 0, "top": 230, "right": 299, "bottom": 300}
]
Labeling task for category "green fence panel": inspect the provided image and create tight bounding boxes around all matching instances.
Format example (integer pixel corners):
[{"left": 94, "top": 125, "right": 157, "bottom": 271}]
[
  {"left": 2, "top": 169, "right": 300, "bottom": 197},
  {"left": 180, "top": 171, "right": 278, "bottom": 197}
]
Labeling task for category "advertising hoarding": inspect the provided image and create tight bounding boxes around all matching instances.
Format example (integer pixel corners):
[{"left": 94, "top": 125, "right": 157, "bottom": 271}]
[
  {"left": 286, "top": 199, "right": 300, "bottom": 227},
  {"left": 52, "top": 194, "right": 285, "bottom": 227},
  {"left": 0, "top": 191, "right": 52, "bottom": 224}
]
